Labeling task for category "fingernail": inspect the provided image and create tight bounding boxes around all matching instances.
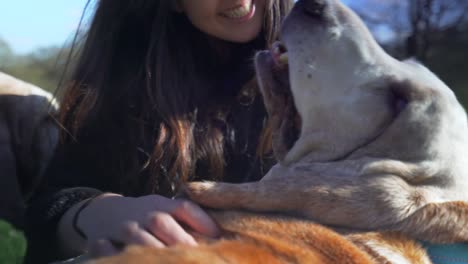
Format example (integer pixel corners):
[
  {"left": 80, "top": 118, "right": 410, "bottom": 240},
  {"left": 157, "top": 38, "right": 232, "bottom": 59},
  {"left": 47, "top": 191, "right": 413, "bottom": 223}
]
[{"left": 185, "top": 237, "right": 198, "bottom": 247}]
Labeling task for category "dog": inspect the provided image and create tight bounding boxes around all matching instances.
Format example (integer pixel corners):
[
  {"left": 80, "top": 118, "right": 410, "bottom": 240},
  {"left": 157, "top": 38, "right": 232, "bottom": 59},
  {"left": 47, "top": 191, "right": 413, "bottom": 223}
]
[
  {"left": 87, "top": 0, "right": 467, "bottom": 263},
  {"left": 0, "top": 71, "right": 58, "bottom": 228},
  {"left": 187, "top": 0, "right": 468, "bottom": 242}
]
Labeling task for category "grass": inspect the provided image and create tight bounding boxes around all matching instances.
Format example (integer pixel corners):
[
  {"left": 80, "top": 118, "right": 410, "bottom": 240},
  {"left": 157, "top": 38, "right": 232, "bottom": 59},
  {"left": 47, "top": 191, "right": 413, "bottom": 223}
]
[{"left": 0, "top": 220, "right": 27, "bottom": 264}]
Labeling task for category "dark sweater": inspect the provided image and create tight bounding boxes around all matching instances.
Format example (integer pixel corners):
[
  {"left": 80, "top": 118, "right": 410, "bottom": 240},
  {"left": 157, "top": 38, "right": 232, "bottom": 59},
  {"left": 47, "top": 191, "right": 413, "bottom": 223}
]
[{"left": 24, "top": 86, "right": 275, "bottom": 263}]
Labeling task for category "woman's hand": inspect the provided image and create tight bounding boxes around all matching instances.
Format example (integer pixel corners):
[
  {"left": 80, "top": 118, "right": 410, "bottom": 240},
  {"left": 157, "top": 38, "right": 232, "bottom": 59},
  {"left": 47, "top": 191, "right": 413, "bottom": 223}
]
[{"left": 57, "top": 194, "right": 220, "bottom": 258}]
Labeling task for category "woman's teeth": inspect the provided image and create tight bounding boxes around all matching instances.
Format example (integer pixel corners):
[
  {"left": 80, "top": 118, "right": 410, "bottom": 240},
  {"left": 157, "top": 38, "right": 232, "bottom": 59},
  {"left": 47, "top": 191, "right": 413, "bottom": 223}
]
[{"left": 223, "top": 1, "right": 252, "bottom": 18}]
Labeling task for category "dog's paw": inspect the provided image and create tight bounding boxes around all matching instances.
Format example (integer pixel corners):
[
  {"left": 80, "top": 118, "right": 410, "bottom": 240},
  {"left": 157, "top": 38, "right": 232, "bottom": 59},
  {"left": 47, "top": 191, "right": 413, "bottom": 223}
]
[
  {"left": 183, "top": 181, "right": 222, "bottom": 207},
  {"left": 184, "top": 181, "right": 216, "bottom": 197},
  {"left": 182, "top": 181, "right": 244, "bottom": 209}
]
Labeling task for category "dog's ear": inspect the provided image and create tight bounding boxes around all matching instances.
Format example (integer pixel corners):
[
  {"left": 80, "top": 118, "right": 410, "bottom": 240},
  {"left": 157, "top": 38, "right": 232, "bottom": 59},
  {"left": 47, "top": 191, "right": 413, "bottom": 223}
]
[
  {"left": 353, "top": 77, "right": 441, "bottom": 160},
  {"left": 390, "top": 79, "right": 429, "bottom": 102},
  {"left": 387, "top": 78, "right": 432, "bottom": 116}
]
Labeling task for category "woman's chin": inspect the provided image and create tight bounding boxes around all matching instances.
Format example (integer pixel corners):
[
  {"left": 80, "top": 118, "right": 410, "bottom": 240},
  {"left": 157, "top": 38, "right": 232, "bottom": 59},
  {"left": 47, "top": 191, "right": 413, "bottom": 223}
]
[{"left": 220, "top": 27, "right": 263, "bottom": 43}]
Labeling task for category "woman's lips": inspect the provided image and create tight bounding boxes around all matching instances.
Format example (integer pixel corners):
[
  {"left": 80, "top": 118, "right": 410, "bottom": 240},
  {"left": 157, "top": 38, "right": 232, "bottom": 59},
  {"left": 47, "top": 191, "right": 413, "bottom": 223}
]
[{"left": 221, "top": 0, "right": 255, "bottom": 21}]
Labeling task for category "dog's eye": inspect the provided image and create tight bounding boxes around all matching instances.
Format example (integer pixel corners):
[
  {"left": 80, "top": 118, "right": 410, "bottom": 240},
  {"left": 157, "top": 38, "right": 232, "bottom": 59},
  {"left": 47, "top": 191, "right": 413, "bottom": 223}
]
[{"left": 303, "top": 0, "right": 326, "bottom": 17}]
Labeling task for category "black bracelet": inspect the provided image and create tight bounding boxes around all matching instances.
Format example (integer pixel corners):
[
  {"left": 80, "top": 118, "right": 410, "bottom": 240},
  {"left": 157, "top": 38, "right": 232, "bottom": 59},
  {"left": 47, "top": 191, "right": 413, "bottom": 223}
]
[{"left": 72, "top": 194, "right": 101, "bottom": 240}]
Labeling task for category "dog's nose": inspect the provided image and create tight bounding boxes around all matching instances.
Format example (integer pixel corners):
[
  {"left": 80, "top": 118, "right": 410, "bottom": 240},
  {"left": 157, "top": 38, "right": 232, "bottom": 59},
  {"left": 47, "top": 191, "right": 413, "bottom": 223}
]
[{"left": 298, "top": 0, "right": 327, "bottom": 17}]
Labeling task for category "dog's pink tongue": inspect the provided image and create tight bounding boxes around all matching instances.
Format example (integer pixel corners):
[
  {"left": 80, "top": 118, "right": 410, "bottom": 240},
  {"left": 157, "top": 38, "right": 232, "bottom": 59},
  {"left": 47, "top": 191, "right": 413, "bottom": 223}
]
[{"left": 271, "top": 41, "right": 288, "bottom": 68}]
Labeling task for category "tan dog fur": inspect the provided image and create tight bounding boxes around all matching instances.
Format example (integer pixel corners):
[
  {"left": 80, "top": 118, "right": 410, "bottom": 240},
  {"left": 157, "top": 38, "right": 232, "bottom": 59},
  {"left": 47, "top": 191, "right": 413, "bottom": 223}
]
[
  {"left": 88, "top": 211, "right": 431, "bottom": 264},
  {"left": 0, "top": 71, "right": 58, "bottom": 227},
  {"left": 90, "top": 211, "right": 378, "bottom": 264}
]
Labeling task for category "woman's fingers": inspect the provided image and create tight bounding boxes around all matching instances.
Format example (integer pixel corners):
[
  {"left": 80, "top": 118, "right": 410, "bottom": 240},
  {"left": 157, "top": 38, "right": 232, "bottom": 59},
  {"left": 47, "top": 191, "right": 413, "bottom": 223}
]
[
  {"left": 120, "top": 221, "right": 165, "bottom": 248},
  {"left": 73, "top": 194, "right": 221, "bottom": 256},
  {"left": 84, "top": 195, "right": 219, "bottom": 251},
  {"left": 146, "top": 212, "right": 198, "bottom": 246},
  {"left": 170, "top": 199, "right": 221, "bottom": 238},
  {"left": 87, "top": 239, "right": 119, "bottom": 258},
  {"left": 88, "top": 221, "right": 165, "bottom": 258}
]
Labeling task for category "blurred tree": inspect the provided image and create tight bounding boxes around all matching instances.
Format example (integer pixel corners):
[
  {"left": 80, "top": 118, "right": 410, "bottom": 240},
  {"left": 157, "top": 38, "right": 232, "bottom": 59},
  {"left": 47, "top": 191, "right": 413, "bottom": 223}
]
[
  {"left": 350, "top": 0, "right": 468, "bottom": 60},
  {"left": 348, "top": 0, "right": 468, "bottom": 107},
  {"left": 0, "top": 37, "right": 72, "bottom": 94},
  {"left": 407, "top": 0, "right": 467, "bottom": 61},
  {"left": 0, "top": 38, "right": 14, "bottom": 67}
]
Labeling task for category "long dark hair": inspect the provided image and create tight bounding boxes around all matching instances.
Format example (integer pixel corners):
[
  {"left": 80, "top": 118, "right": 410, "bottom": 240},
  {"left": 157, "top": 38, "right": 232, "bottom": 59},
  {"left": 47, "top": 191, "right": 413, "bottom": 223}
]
[{"left": 59, "top": 0, "right": 293, "bottom": 195}]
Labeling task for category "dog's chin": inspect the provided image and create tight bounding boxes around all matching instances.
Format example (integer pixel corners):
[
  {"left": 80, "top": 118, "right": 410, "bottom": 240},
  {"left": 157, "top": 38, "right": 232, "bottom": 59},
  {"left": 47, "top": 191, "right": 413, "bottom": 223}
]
[{"left": 255, "top": 50, "right": 301, "bottom": 162}]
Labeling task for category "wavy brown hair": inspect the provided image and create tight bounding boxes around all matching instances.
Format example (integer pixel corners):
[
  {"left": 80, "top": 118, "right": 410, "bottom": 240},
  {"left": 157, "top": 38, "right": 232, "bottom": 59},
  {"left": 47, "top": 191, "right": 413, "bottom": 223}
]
[{"left": 59, "top": 0, "right": 293, "bottom": 195}]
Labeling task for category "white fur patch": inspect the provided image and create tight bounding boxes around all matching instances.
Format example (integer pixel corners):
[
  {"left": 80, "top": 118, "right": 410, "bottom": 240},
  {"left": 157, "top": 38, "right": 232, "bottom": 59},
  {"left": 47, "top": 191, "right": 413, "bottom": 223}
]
[{"left": 365, "top": 241, "right": 412, "bottom": 264}]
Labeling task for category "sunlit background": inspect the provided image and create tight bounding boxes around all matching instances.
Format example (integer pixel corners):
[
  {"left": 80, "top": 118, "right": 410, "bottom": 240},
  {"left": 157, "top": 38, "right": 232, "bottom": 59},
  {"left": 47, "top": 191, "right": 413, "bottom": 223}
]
[
  {"left": 0, "top": 0, "right": 87, "bottom": 54},
  {"left": 0, "top": 0, "right": 467, "bottom": 105}
]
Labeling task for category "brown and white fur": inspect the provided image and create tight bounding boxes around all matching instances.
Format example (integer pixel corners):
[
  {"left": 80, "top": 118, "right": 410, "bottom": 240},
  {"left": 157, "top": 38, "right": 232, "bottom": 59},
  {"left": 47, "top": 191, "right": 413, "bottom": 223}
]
[
  {"left": 185, "top": 0, "right": 468, "bottom": 260},
  {"left": 0, "top": 72, "right": 58, "bottom": 227},
  {"left": 88, "top": 0, "right": 467, "bottom": 263}
]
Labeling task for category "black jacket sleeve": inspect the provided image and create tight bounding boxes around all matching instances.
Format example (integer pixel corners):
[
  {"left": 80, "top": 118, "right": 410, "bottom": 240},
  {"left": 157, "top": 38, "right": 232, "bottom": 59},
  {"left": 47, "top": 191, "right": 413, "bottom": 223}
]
[{"left": 24, "top": 141, "right": 113, "bottom": 264}]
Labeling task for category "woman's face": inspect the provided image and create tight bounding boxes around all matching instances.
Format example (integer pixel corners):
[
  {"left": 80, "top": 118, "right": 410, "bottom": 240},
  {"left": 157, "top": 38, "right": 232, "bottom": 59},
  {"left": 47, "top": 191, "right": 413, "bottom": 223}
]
[{"left": 179, "top": 0, "right": 267, "bottom": 43}]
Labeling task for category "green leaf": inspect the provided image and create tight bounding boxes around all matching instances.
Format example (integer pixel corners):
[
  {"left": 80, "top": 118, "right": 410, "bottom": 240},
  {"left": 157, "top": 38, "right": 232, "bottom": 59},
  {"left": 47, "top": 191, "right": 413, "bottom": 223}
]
[{"left": 0, "top": 220, "right": 27, "bottom": 264}]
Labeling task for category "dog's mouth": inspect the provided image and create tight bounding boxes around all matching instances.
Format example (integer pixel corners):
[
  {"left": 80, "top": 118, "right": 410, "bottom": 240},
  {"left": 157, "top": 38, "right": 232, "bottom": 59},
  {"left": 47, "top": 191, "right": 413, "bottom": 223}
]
[
  {"left": 271, "top": 41, "right": 289, "bottom": 68},
  {"left": 256, "top": 41, "right": 301, "bottom": 161}
]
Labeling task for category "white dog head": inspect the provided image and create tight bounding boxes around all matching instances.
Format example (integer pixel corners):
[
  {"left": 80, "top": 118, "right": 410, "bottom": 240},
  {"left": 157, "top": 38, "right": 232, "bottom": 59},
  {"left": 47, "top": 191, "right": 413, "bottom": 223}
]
[{"left": 255, "top": 0, "right": 468, "bottom": 168}]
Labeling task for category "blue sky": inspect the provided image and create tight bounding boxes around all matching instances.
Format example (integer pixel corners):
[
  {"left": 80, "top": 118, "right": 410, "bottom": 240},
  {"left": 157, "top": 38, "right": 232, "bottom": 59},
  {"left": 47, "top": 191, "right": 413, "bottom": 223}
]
[
  {"left": 0, "top": 0, "right": 90, "bottom": 54},
  {"left": 1, "top": 0, "right": 357, "bottom": 55}
]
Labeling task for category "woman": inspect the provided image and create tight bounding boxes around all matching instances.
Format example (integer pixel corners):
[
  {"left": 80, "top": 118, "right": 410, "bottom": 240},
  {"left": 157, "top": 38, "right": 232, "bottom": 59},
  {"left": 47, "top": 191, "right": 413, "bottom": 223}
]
[{"left": 25, "top": 0, "right": 293, "bottom": 262}]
